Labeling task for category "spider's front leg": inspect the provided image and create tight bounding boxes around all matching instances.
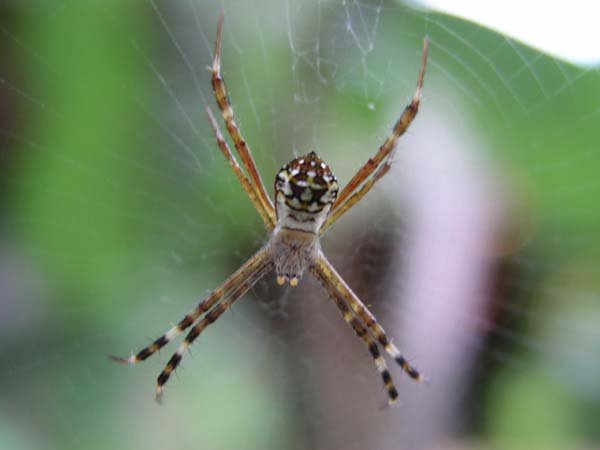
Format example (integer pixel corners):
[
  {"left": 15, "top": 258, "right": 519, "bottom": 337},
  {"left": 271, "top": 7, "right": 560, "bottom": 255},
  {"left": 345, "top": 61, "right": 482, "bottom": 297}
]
[
  {"left": 206, "top": 106, "right": 275, "bottom": 230},
  {"left": 320, "top": 37, "right": 429, "bottom": 234},
  {"left": 209, "top": 13, "right": 277, "bottom": 229}
]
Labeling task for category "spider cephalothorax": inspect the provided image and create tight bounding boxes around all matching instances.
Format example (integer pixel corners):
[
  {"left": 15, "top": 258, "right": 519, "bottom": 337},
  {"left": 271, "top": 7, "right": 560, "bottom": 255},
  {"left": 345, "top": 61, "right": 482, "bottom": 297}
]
[{"left": 112, "top": 13, "right": 429, "bottom": 406}]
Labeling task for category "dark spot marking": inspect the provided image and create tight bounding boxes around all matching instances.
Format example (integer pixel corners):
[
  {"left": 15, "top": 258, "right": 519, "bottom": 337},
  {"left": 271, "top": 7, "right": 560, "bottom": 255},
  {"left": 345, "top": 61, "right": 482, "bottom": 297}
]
[
  {"left": 378, "top": 335, "right": 390, "bottom": 347},
  {"left": 406, "top": 367, "right": 420, "bottom": 379},
  {"left": 154, "top": 335, "right": 169, "bottom": 348},
  {"left": 382, "top": 371, "right": 392, "bottom": 384},
  {"left": 187, "top": 326, "right": 200, "bottom": 342},
  {"left": 179, "top": 315, "right": 194, "bottom": 329},
  {"left": 157, "top": 371, "right": 170, "bottom": 387},
  {"left": 368, "top": 343, "right": 380, "bottom": 359},
  {"left": 137, "top": 347, "right": 153, "bottom": 361},
  {"left": 168, "top": 352, "right": 182, "bottom": 368},
  {"left": 363, "top": 316, "right": 375, "bottom": 327},
  {"left": 353, "top": 321, "right": 367, "bottom": 337},
  {"left": 206, "top": 305, "right": 225, "bottom": 324},
  {"left": 289, "top": 179, "right": 308, "bottom": 200}
]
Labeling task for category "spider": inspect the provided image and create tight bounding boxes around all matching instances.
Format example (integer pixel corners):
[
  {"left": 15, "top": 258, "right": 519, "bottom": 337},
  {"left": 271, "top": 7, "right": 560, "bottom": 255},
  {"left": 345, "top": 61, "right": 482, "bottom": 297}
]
[{"left": 112, "top": 13, "right": 429, "bottom": 406}]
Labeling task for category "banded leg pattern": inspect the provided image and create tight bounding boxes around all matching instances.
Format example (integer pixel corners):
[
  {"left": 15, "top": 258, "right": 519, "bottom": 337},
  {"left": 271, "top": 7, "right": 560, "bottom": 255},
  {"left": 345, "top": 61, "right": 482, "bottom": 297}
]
[
  {"left": 314, "top": 253, "right": 427, "bottom": 383},
  {"left": 110, "top": 247, "right": 270, "bottom": 365},
  {"left": 321, "top": 159, "right": 391, "bottom": 235},
  {"left": 322, "top": 37, "right": 428, "bottom": 233},
  {"left": 311, "top": 266, "right": 399, "bottom": 404},
  {"left": 211, "top": 13, "right": 276, "bottom": 226},
  {"left": 156, "top": 262, "right": 273, "bottom": 397},
  {"left": 206, "top": 106, "right": 274, "bottom": 230}
]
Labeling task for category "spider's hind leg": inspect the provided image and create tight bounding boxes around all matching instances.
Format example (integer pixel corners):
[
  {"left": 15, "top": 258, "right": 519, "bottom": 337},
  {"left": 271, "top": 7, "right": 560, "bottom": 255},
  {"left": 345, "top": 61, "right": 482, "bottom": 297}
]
[
  {"left": 110, "top": 247, "right": 271, "bottom": 365},
  {"left": 311, "top": 265, "right": 400, "bottom": 405},
  {"left": 155, "top": 262, "right": 272, "bottom": 398},
  {"left": 313, "top": 253, "right": 428, "bottom": 384}
]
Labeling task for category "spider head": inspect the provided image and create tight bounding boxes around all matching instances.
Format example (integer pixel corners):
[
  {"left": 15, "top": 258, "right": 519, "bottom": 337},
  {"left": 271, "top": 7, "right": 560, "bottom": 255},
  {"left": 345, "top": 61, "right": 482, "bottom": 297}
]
[{"left": 274, "top": 151, "right": 339, "bottom": 234}]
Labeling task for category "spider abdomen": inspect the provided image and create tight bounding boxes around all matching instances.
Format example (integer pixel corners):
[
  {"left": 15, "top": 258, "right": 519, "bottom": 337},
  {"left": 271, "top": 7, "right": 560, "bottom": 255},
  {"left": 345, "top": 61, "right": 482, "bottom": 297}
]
[{"left": 274, "top": 151, "right": 338, "bottom": 234}]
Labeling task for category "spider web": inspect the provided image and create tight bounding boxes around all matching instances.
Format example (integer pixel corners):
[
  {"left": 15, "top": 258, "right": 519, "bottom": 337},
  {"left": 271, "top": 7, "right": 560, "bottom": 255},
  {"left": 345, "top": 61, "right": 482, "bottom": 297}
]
[{"left": 1, "top": 1, "right": 599, "bottom": 449}]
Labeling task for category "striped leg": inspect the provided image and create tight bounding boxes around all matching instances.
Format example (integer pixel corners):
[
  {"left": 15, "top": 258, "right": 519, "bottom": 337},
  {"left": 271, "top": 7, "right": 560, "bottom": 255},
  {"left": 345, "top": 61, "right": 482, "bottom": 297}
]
[
  {"left": 206, "top": 106, "right": 275, "bottom": 230},
  {"left": 320, "top": 158, "right": 390, "bottom": 235},
  {"left": 110, "top": 247, "right": 270, "bottom": 364},
  {"left": 311, "top": 266, "right": 399, "bottom": 405},
  {"left": 210, "top": 13, "right": 277, "bottom": 226},
  {"left": 313, "top": 253, "right": 428, "bottom": 383},
  {"left": 155, "top": 262, "right": 272, "bottom": 398},
  {"left": 321, "top": 37, "right": 428, "bottom": 234}
]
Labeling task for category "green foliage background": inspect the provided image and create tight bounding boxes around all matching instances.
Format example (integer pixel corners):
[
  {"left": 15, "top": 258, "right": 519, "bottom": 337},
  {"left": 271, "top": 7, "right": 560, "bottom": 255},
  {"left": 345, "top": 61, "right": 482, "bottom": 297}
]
[{"left": 1, "top": 1, "right": 599, "bottom": 449}]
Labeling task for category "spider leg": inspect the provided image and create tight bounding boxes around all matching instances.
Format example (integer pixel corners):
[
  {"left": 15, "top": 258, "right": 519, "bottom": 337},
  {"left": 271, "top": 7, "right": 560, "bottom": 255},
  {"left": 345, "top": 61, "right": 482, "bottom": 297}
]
[
  {"left": 210, "top": 12, "right": 277, "bottom": 227},
  {"left": 110, "top": 247, "right": 271, "bottom": 364},
  {"left": 311, "top": 265, "right": 400, "bottom": 405},
  {"left": 320, "top": 157, "right": 391, "bottom": 235},
  {"left": 321, "top": 37, "right": 428, "bottom": 234},
  {"left": 155, "top": 262, "right": 273, "bottom": 398},
  {"left": 206, "top": 106, "right": 275, "bottom": 230},
  {"left": 313, "top": 253, "right": 427, "bottom": 383}
]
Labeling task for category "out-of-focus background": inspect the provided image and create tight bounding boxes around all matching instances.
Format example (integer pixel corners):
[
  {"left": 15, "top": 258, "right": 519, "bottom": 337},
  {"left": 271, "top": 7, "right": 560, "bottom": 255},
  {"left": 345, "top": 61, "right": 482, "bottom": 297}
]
[{"left": 1, "top": 1, "right": 599, "bottom": 449}]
